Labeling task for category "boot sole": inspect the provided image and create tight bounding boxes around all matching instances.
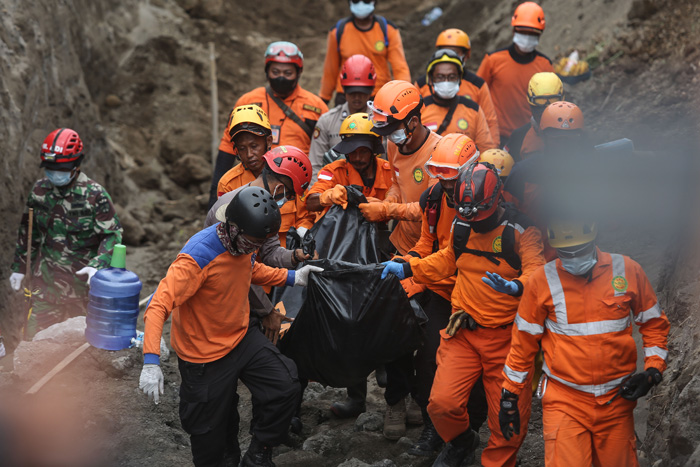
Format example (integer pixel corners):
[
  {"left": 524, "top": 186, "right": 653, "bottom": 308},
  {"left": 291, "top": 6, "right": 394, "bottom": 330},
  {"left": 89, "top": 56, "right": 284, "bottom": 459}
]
[{"left": 383, "top": 429, "right": 406, "bottom": 441}]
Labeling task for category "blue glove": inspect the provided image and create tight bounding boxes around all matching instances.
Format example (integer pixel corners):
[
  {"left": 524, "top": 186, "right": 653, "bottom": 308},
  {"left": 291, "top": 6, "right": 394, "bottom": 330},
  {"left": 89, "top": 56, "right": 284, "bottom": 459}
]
[
  {"left": 482, "top": 272, "right": 519, "bottom": 295},
  {"left": 381, "top": 261, "right": 406, "bottom": 280}
]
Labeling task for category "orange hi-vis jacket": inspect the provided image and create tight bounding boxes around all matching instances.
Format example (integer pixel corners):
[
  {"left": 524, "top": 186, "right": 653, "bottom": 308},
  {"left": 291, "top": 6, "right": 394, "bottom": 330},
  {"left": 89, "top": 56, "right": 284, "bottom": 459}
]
[
  {"left": 218, "top": 85, "right": 328, "bottom": 156},
  {"left": 504, "top": 119, "right": 542, "bottom": 162},
  {"left": 416, "top": 70, "right": 500, "bottom": 143},
  {"left": 217, "top": 163, "right": 257, "bottom": 198},
  {"left": 384, "top": 130, "right": 441, "bottom": 255},
  {"left": 310, "top": 157, "right": 393, "bottom": 200},
  {"left": 409, "top": 210, "right": 545, "bottom": 327},
  {"left": 477, "top": 44, "right": 553, "bottom": 142},
  {"left": 421, "top": 95, "right": 497, "bottom": 151},
  {"left": 405, "top": 189, "right": 457, "bottom": 301},
  {"left": 320, "top": 17, "right": 411, "bottom": 101},
  {"left": 143, "top": 224, "right": 290, "bottom": 364},
  {"left": 502, "top": 250, "right": 670, "bottom": 400}
]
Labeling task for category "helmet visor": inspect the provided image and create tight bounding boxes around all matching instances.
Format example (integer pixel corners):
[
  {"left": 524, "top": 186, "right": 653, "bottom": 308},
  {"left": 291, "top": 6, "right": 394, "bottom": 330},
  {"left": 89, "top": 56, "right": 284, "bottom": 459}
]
[
  {"left": 528, "top": 93, "right": 564, "bottom": 107},
  {"left": 265, "top": 42, "right": 303, "bottom": 61}
]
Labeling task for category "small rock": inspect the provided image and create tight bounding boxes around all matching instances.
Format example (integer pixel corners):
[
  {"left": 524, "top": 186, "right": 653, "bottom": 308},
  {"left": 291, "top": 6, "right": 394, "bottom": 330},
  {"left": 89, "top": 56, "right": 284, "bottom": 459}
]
[
  {"left": 13, "top": 340, "right": 66, "bottom": 381},
  {"left": 272, "top": 449, "right": 324, "bottom": 467},
  {"left": 355, "top": 411, "right": 384, "bottom": 432},
  {"left": 337, "top": 459, "right": 372, "bottom": 467},
  {"left": 169, "top": 153, "right": 211, "bottom": 187},
  {"left": 127, "top": 162, "right": 162, "bottom": 190},
  {"left": 104, "top": 94, "right": 123, "bottom": 108},
  {"left": 302, "top": 428, "right": 345, "bottom": 456},
  {"left": 115, "top": 205, "right": 147, "bottom": 245},
  {"left": 33, "top": 316, "right": 87, "bottom": 345},
  {"left": 396, "top": 436, "right": 413, "bottom": 448}
]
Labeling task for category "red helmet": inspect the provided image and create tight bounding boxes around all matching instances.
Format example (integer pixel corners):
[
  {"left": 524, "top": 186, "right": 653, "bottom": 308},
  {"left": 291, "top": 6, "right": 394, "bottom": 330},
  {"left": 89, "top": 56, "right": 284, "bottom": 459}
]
[
  {"left": 264, "top": 41, "right": 304, "bottom": 70},
  {"left": 454, "top": 162, "right": 503, "bottom": 221},
  {"left": 262, "top": 146, "right": 312, "bottom": 195},
  {"left": 40, "top": 128, "right": 84, "bottom": 169},
  {"left": 340, "top": 54, "right": 377, "bottom": 93}
]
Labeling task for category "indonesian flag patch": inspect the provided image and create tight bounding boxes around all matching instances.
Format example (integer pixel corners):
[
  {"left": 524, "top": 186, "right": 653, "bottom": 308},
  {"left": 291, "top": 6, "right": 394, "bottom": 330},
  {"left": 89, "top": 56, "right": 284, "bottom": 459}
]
[{"left": 318, "top": 170, "right": 333, "bottom": 181}]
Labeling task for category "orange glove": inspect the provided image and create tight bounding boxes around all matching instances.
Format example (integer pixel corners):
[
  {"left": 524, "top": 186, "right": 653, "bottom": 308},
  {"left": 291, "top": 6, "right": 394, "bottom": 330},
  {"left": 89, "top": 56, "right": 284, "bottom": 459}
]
[
  {"left": 365, "top": 196, "right": 382, "bottom": 203},
  {"left": 319, "top": 184, "right": 348, "bottom": 209},
  {"left": 400, "top": 277, "right": 427, "bottom": 298},
  {"left": 359, "top": 201, "right": 389, "bottom": 222}
]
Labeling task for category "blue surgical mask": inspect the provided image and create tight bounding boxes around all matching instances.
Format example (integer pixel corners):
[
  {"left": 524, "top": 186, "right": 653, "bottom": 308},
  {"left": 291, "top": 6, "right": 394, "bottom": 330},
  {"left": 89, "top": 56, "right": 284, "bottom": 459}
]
[
  {"left": 276, "top": 198, "right": 287, "bottom": 208},
  {"left": 433, "top": 81, "right": 460, "bottom": 100},
  {"left": 559, "top": 246, "right": 597, "bottom": 276},
  {"left": 45, "top": 169, "right": 74, "bottom": 187},
  {"left": 350, "top": 1, "right": 375, "bottom": 19},
  {"left": 389, "top": 128, "right": 408, "bottom": 145},
  {"left": 513, "top": 32, "right": 539, "bottom": 53}
]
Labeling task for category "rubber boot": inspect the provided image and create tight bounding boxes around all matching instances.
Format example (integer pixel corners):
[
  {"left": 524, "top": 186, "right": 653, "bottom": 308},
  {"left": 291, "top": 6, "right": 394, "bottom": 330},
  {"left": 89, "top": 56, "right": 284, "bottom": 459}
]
[
  {"left": 383, "top": 400, "right": 407, "bottom": 441},
  {"left": 431, "top": 428, "right": 479, "bottom": 467},
  {"left": 408, "top": 408, "right": 444, "bottom": 457},
  {"left": 240, "top": 436, "right": 275, "bottom": 467}
]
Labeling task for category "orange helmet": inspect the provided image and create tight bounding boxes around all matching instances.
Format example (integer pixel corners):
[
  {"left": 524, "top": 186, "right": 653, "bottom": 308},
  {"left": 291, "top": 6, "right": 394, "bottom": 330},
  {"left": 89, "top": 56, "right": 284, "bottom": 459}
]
[
  {"left": 368, "top": 80, "right": 423, "bottom": 136},
  {"left": 425, "top": 134, "right": 478, "bottom": 180},
  {"left": 479, "top": 149, "right": 515, "bottom": 177},
  {"left": 512, "top": 2, "right": 546, "bottom": 32},
  {"left": 540, "top": 101, "right": 584, "bottom": 132},
  {"left": 435, "top": 28, "right": 471, "bottom": 51}
]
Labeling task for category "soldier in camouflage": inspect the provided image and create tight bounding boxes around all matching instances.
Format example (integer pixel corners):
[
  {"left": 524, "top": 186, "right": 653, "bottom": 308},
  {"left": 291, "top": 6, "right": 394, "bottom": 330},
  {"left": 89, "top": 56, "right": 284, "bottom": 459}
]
[{"left": 9, "top": 128, "right": 122, "bottom": 338}]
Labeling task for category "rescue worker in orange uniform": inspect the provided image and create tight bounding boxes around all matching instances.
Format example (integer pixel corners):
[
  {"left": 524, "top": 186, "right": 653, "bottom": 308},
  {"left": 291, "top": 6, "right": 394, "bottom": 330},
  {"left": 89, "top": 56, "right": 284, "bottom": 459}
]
[
  {"left": 362, "top": 80, "right": 442, "bottom": 441},
  {"left": 500, "top": 220, "right": 670, "bottom": 467},
  {"left": 397, "top": 134, "right": 488, "bottom": 460},
  {"left": 209, "top": 41, "right": 328, "bottom": 207},
  {"left": 307, "top": 113, "right": 392, "bottom": 213},
  {"left": 416, "top": 28, "right": 500, "bottom": 142},
  {"left": 381, "top": 162, "right": 545, "bottom": 466},
  {"left": 479, "top": 148, "right": 515, "bottom": 182},
  {"left": 216, "top": 105, "right": 274, "bottom": 198},
  {"left": 139, "top": 187, "right": 323, "bottom": 467},
  {"left": 309, "top": 55, "right": 377, "bottom": 183},
  {"left": 420, "top": 49, "right": 496, "bottom": 151},
  {"left": 505, "top": 72, "right": 565, "bottom": 161},
  {"left": 320, "top": 0, "right": 411, "bottom": 106},
  {"left": 477, "top": 2, "right": 554, "bottom": 145}
]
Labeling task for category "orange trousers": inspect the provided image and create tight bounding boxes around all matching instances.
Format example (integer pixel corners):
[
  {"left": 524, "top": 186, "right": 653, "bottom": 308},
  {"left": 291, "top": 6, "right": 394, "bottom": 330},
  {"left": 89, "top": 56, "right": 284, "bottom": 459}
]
[
  {"left": 428, "top": 325, "right": 532, "bottom": 467},
  {"left": 542, "top": 379, "right": 639, "bottom": 467}
]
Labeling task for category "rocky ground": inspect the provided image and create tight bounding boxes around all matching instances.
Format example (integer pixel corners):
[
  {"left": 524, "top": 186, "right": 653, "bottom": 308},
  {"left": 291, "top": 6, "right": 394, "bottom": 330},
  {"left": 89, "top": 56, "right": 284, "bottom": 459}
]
[{"left": 0, "top": 0, "right": 698, "bottom": 465}]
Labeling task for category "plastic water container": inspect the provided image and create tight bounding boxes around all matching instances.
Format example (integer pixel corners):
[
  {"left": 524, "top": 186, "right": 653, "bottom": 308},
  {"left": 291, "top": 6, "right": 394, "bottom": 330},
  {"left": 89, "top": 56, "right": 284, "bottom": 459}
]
[{"left": 85, "top": 244, "right": 142, "bottom": 350}]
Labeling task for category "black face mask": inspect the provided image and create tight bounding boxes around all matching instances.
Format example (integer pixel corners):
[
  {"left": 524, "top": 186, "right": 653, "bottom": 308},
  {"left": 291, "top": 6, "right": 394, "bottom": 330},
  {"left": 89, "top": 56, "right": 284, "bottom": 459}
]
[
  {"left": 470, "top": 210, "right": 501, "bottom": 233},
  {"left": 269, "top": 76, "right": 297, "bottom": 95}
]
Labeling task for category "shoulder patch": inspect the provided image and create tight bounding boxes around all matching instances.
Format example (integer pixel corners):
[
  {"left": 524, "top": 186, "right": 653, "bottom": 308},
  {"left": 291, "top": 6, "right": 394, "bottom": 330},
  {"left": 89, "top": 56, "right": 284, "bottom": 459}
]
[
  {"left": 416, "top": 75, "right": 427, "bottom": 88},
  {"left": 318, "top": 169, "right": 334, "bottom": 181},
  {"left": 303, "top": 104, "right": 323, "bottom": 114},
  {"left": 462, "top": 71, "right": 485, "bottom": 88},
  {"left": 458, "top": 96, "right": 479, "bottom": 111},
  {"left": 181, "top": 225, "right": 228, "bottom": 270},
  {"left": 423, "top": 95, "right": 435, "bottom": 106},
  {"left": 313, "top": 127, "right": 321, "bottom": 139}
]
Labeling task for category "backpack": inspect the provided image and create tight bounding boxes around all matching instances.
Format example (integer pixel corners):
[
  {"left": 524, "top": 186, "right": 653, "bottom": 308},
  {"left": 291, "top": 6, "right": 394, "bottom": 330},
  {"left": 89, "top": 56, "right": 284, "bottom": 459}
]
[
  {"left": 335, "top": 16, "right": 389, "bottom": 52},
  {"left": 418, "top": 184, "right": 445, "bottom": 253}
]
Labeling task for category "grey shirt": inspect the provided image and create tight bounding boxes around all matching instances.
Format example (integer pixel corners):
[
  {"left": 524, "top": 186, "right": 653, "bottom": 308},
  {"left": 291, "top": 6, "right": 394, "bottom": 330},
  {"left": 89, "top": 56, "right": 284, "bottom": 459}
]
[{"left": 308, "top": 102, "right": 350, "bottom": 185}]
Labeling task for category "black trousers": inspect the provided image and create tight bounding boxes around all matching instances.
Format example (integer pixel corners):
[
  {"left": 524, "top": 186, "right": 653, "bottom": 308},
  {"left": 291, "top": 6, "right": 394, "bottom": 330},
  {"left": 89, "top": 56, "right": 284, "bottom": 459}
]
[
  {"left": 178, "top": 326, "right": 300, "bottom": 467},
  {"left": 207, "top": 149, "right": 238, "bottom": 209}
]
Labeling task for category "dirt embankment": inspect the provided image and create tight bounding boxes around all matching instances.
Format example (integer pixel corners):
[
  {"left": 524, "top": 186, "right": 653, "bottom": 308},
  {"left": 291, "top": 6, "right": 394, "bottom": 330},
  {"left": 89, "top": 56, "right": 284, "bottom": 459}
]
[{"left": 0, "top": 0, "right": 698, "bottom": 466}]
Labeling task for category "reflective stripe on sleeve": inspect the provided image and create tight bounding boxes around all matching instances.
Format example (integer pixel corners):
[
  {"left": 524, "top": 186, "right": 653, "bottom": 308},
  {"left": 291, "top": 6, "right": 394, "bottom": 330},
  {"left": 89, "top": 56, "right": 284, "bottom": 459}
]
[
  {"left": 545, "top": 316, "right": 631, "bottom": 337},
  {"left": 611, "top": 253, "right": 626, "bottom": 297},
  {"left": 542, "top": 360, "right": 632, "bottom": 397},
  {"left": 515, "top": 314, "right": 544, "bottom": 335},
  {"left": 504, "top": 364, "right": 529, "bottom": 384},
  {"left": 544, "top": 261, "right": 568, "bottom": 324},
  {"left": 644, "top": 346, "right": 668, "bottom": 360},
  {"left": 635, "top": 303, "right": 662, "bottom": 324}
]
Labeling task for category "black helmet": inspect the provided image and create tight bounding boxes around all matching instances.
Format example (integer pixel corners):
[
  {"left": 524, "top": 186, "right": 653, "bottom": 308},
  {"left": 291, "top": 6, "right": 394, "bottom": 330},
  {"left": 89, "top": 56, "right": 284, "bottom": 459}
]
[{"left": 223, "top": 186, "right": 281, "bottom": 239}]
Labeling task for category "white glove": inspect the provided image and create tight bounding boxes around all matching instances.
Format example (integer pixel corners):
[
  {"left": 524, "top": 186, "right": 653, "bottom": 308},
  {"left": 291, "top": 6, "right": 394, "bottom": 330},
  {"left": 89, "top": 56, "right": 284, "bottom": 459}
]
[
  {"left": 160, "top": 337, "right": 170, "bottom": 361},
  {"left": 9, "top": 272, "right": 24, "bottom": 291},
  {"left": 76, "top": 267, "right": 98, "bottom": 285},
  {"left": 139, "top": 364, "right": 164, "bottom": 404},
  {"left": 294, "top": 265, "right": 324, "bottom": 287},
  {"left": 296, "top": 226, "right": 309, "bottom": 239}
]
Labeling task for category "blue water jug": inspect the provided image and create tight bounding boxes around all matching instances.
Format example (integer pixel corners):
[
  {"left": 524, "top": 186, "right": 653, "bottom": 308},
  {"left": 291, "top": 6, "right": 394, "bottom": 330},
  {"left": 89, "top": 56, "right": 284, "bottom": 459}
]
[{"left": 85, "top": 244, "right": 142, "bottom": 350}]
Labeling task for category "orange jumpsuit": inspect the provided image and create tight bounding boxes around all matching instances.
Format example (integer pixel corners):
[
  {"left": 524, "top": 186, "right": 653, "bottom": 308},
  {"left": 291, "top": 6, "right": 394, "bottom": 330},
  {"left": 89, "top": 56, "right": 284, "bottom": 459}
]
[
  {"left": 218, "top": 86, "right": 328, "bottom": 156},
  {"left": 421, "top": 95, "right": 496, "bottom": 151},
  {"left": 408, "top": 210, "right": 545, "bottom": 467},
  {"left": 477, "top": 44, "right": 553, "bottom": 142},
  {"left": 416, "top": 70, "right": 500, "bottom": 143},
  {"left": 320, "top": 17, "right": 411, "bottom": 101},
  {"left": 143, "top": 224, "right": 290, "bottom": 363},
  {"left": 309, "top": 157, "right": 393, "bottom": 201},
  {"left": 502, "top": 251, "right": 670, "bottom": 467},
  {"left": 383, "top": 130, "right": 441, "bottom": 255},
  {"left": 217, "top": 163, "right": 257, "bottom": 198},
  {"left": 505, "top": 119, "right": 543, "bottom": 162}
]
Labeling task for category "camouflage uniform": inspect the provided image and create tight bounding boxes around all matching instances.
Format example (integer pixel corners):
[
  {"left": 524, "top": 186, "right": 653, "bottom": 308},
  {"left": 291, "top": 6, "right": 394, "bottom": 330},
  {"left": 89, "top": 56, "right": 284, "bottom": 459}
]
[{"left": 11, "top": 172, "right": 123, "bottom": 336}]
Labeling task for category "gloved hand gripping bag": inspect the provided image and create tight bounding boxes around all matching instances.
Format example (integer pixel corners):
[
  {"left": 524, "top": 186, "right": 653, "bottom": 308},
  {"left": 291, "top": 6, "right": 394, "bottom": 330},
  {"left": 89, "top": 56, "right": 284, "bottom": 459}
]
[{"left": 280, "top": 259, "right": 425, "bottom": 388}]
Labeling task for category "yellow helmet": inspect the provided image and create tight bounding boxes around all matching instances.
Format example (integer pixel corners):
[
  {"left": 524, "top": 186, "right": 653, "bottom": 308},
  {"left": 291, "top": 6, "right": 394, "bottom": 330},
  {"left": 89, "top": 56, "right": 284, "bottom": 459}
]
[
  {"left": 547, "top": 221, "right": 597, "bottom": 248},
  {"left": 226, "top": 104, "right": 272, "bottom": 141},
  {"left": 333, "top": 113, "right": 385, "bottom": 155},
  {"left": 527, "top": 72, "right": 564, "bottom": 107},
  {"left": 426, "top": 49, "right": 464, "bottom": 77},
  {"left": 478, "top": 149, "right": 515, "bottom": 177},
  {"left": 435, "top": 28, "right": 471, "bottom": 50}
]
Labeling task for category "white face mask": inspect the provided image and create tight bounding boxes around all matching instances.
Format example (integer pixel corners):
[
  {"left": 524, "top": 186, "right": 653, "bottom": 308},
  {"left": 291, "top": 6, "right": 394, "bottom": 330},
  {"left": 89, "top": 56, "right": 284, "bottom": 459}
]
[
  {"left": 433, "top": 81, "right": 460, "bottom": 100},
  {"left": 389, "top": 128, "right": 408, "bottom": 145},
  {"left": 513, "top": 32, "right": 540, "bottom": 53},
  {"left": 559, "top": 246, "right": 598, "bottom": 276},
  {"left": 350, "top": 1, "right": 375, "bottom": 19}
]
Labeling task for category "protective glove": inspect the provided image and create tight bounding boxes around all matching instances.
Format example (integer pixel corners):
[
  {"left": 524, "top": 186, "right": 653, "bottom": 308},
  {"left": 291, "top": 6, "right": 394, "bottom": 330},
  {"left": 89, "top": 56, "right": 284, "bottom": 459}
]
[
  {"left": 9, "top": 272, "right": 24, "bottom": 291},
  {"left": 319, "top": 184, "right": 348, "bottom": 209},
  {"left": 445, "top": 310, "right": 468, "bottom": 337},
  {"left": 139, "top": 364, "right": 164, "bottom": 404},
  {"left": 620, "top": 368, "right": 662, "bottom": 401},
  {"left": 160, "top": 337, "right": 170, "bottom": 361},
  {"left": 294, "top": 265, "right": 324, "bottom": 287},
  {"left": 482, "top": 271, "right": 520, "bottom": 295},
  {"left": 296, "top": 226, "right": 309, "bottom": 240},
  {"left": 359, "top": 202, "right": 389, "bottom": 222},
  {"left": 380, "top": 260, "right": 406, "bottom": 280},
  {"left": 76, "top": 266, "right": 98, "bottom": 286},
  {"left": 499, "top": 388, "right": 520, "bottom": 441}
]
